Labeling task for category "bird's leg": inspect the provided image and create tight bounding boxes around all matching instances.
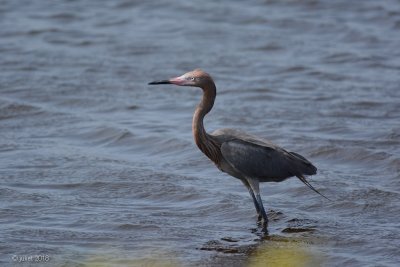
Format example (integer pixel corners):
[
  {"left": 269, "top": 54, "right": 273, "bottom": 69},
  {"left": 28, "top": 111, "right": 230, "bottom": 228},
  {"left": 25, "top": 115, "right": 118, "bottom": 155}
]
[
  {"left": 255, "top": 193, "right": 268, "bottom": 231},
  {"left": 250, "top": 189, "right": 263, "bottom": 222},
  {"left": 246, "top": 178, "right": 268, "bottom": 231},
  {"left": 241, "top": 180, "right": 262, "bottom": 221}
]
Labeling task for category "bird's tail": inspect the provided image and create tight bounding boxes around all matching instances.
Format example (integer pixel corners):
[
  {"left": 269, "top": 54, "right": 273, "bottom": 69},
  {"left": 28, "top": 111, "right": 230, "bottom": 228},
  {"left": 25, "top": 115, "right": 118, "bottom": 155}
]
[{"left": 296, "top": 174, "right": 331, "bottom": 201}]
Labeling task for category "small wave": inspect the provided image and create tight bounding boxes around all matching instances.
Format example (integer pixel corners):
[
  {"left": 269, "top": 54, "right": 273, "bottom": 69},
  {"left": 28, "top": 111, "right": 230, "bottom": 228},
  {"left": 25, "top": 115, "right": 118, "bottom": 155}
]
[
  {"left": 311, "top": 145, "right": 393, "bottom": 168},
  {"left": 76, "top": 126, "right": 135, "bottom": 147},
  {"left": 48, "top": 13, "right": 83, "bottom": 21},
  {"left": 0, "top": 187, "right": 51, "bottom": 202},
  {"left": 349, "top": 188, "right": 400, "bottom": 200},
  {"left": 322, "top": 52, "right": 360, "bottom": 64},
  {"left": 341, "top": 29, "right": 381, "bottom": 45},
  {"left": 306, "top": 70, "right": 348, "bottom": 81},
  {"left": 281, "top": 227, "right": 315, "bottom": 233},
  {"left": 113, "top": 1, "right": 145, "bottom": 9},
  {"left": 27, "top": 28, "right": 60, "bottom": 36},
  {"left": 0, "top": 101, "right": 43, "bottom": 120},
  {"left": 44, "top": 37, "right": 95, "bottom": 47},
  {"left": 254, "top": 43, "right": 283, "bottom": 51},
  {"left": 94, "top": 19, "right": 130, "bottom": 28},
  {"left": 116, "top": 224, "right": 161, "bottom": 231},
  {"left": 275, "top": 65, "right": 311, "bottom": 74},
  {"left": 147, "top": 138, "right": 191, "bottom": 155},
  {"left": 351, "top": 100, "right": 385, "bottom": 108},
  {"left": 7, "top": 182, "right": 84, "bottom": 190}
]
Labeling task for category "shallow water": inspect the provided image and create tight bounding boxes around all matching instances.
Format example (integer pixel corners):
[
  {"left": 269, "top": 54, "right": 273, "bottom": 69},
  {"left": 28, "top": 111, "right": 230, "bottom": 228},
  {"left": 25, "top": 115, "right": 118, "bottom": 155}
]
[{"left": 1, "top": 0, "right": 400, "bottom": 266}]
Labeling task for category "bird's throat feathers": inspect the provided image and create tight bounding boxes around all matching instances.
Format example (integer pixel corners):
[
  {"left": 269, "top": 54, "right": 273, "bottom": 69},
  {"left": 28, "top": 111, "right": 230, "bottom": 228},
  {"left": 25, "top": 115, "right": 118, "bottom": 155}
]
[
  {"left": 193, "top": 127, "right": 221, "bottom": 164},
  {"left": 192, "top": 87, "right": 220, "bottom": 164}
]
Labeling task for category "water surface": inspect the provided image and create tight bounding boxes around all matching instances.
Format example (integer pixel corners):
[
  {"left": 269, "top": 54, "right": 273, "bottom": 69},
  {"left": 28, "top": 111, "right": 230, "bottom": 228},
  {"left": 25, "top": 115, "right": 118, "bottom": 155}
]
[{"left": 1, "top": 0, "right": 400, "bottom": 266}]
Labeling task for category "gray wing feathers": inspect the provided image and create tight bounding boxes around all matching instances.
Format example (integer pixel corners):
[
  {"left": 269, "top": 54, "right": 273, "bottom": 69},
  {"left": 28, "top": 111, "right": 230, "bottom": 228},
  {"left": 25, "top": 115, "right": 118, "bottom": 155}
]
[
  {"left": 288, "top": 151, "right": 317, "bottom": 175},
  {"left": 221, "top": 140, "right": 299, "bottom": 182},
  {"left": 220, "top": 137, "right": 328, "bottom": 199},
  {"left": 221, "top": 139, "right": 318, "bottom": 182}
]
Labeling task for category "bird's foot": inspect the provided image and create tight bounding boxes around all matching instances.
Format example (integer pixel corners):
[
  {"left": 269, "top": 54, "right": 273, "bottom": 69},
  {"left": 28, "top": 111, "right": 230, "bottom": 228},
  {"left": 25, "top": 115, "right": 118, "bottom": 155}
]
[
  {"left": 261, "top": 218, "right": 268, "bottom": 232},
  {"left": 259, "top": 213, "right": 269, "bottom": 231},
  {"left": 262, "top": 223, "right": 268, "bottom": 233},
  {"left": 256, "top": 220, "right": 269, "bottom": 235},
  {"left": 256, "top": 217, "right": 268, "bottom": 232}
]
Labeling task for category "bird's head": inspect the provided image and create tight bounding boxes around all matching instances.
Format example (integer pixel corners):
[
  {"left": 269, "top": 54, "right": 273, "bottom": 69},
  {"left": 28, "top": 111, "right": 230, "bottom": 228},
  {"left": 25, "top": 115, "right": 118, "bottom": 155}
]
[{"left": 149, "top": 69, "right": 214, "bottom": 88}]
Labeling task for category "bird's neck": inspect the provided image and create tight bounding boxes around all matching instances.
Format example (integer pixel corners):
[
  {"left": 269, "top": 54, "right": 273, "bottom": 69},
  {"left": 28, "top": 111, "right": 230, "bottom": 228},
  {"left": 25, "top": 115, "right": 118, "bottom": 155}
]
[{"left": 192, "top": 83, "right": 220, "bottom": 163}]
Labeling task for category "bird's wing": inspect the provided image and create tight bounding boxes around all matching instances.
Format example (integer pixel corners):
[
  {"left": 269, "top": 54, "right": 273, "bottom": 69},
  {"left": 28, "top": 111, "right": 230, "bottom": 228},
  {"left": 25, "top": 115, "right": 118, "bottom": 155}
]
[
  {"left": 220, "top": 139, "right": 296, "bottom": 182},
  {"left": 216, "top": 130, "right": 329, "bottom": 199}
]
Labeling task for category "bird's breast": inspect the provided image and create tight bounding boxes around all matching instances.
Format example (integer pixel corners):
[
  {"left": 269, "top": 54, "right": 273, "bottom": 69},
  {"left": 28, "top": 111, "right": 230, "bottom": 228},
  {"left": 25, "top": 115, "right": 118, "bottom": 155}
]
[{"left": 217, "top": 158, "right": 243, "bottom": 180}]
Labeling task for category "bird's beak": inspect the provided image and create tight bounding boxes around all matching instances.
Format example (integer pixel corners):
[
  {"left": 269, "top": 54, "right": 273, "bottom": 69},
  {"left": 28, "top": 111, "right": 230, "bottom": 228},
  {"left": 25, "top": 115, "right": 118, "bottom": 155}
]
[
  {"left": 148, "top": 75, "right": 186, "bottom": 86},
  {"left": 148, "top": 80, "right": 171, "bottom": 85}
]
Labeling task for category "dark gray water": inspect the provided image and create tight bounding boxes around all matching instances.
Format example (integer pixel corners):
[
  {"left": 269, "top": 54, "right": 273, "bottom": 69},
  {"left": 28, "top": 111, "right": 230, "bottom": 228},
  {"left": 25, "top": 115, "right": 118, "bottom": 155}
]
[{"left": 1, "top": 0, "right": 400, "bottom": 266}]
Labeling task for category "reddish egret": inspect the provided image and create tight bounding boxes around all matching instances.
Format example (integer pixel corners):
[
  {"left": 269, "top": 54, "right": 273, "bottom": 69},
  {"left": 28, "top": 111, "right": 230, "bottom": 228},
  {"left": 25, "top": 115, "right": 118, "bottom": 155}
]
[{"left": 149, "top": 69, "right": 328, "bottom": 230}]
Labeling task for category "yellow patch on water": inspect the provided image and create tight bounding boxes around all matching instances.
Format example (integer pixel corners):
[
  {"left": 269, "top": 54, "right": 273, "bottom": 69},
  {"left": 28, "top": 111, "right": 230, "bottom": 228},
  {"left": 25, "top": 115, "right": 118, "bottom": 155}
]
[
  {"left": 83, "top": 258, "right": 179, "bottom": 267},
  {"left": 248, "top": 241, "right": 321, "bottom": 267},
  {"left": 82, "top": 250, "right": 181, "bottom": 267}
]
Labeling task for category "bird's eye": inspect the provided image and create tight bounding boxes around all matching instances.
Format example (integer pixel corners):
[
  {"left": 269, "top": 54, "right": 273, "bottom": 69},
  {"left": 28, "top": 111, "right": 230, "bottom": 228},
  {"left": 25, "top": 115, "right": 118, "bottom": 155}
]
[{"left": 190, "top": 77, "right": 195, "bottom": 81}]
